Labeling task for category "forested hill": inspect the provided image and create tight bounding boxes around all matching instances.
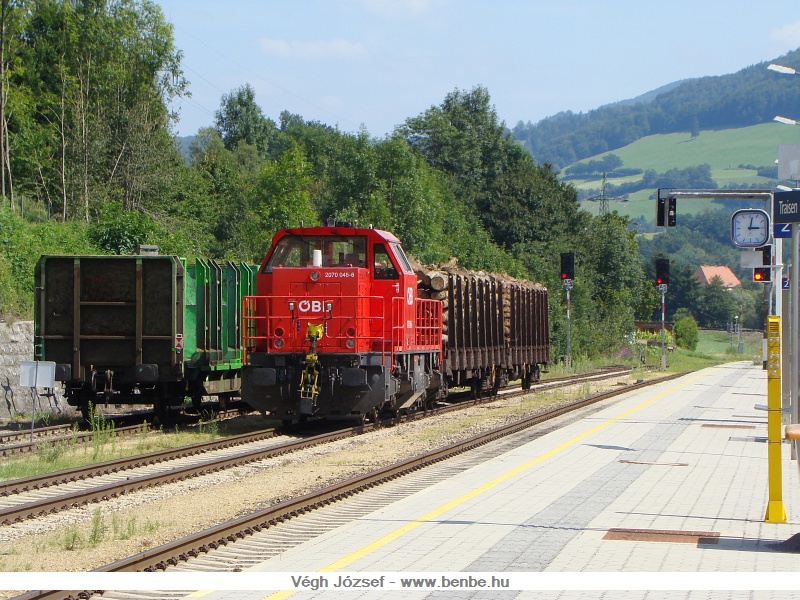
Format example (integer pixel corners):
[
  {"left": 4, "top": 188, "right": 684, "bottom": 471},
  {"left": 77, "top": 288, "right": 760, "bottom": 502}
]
[{"left": 512, "top": 48, "right": 800, "bottom": 169}]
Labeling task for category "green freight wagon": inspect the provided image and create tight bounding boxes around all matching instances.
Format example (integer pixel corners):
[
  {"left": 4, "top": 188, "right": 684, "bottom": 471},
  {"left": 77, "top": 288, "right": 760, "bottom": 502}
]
[{"left": 33, "top": 254, "right": 257, "bottom": 420}]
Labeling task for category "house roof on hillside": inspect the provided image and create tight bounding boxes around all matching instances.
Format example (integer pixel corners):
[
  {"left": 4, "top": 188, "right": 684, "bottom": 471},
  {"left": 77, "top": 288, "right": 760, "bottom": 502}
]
[{"left": 693, "top": 265, "right": 741, "bottom": 288}]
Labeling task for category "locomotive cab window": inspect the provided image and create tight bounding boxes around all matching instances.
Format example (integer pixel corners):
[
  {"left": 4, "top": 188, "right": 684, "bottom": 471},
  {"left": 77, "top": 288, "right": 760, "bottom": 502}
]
[
  {"left": 391, "top": 243, "right": 413, "bottom": 274},
  {"left": 330, "top": 237, "right": 366, "bottom": 266},
  {"left": 266, "top": 235, "right": 366, "bottom": 270},
  {"left": 373, "top": 244, "right": 399, "bottom": 280}
]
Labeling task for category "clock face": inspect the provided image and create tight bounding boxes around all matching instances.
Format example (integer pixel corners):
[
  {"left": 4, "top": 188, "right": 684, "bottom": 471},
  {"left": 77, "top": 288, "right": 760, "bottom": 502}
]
[{"left": 731, "top": 209, "right": 770, "bottom": 247}]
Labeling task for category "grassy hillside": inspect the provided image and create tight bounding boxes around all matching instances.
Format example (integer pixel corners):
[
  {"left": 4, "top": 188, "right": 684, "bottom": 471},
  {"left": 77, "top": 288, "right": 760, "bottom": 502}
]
[{"left": 573, "top": 123, "right": 798, "bottom": 219}]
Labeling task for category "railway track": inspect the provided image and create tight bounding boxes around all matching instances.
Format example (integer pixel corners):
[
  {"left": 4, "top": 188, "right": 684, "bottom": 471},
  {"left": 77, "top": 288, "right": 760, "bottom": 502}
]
[
  {"left": 0, "top": 367, "right": 630, "bottom": 500},
  {"left": 0, "top": 368, "right": 633, "bottom": 523},
  {"left": 7, "top": 369, "right": 681, "bottom": 600},
  {"left": 0, "top": 406, "right": 248, "bottom": 457},
  {"left": 0, "top": 368, "right": 630, "bottom": 458}
]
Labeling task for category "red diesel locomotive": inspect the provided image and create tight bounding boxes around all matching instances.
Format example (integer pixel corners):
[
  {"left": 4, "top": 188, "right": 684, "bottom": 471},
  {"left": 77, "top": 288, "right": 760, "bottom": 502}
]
[
  {"left": 240, "top": 223, "right": 549, "bottom": 423},
  {"left": 241, "top": 223, "right": 442, "bottom": 423}
]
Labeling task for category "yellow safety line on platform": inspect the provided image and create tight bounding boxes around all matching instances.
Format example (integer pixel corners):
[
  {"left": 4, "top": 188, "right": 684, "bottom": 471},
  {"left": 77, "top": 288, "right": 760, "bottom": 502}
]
[{"left": 258, "top": 370, "right": 710, "bottom": 600}]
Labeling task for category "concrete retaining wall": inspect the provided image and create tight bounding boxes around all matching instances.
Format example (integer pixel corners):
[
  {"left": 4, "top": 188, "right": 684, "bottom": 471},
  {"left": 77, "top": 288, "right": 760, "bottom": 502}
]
[{"left": 0, "top": 320, "right": 65, "bottom": 418}]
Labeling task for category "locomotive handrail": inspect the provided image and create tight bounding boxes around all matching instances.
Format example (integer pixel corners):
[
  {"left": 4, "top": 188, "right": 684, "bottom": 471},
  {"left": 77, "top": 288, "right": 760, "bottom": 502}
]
[
  {"left": 242, "top": 294, "right": 443, "bottom": 367},
  {"left": 243, "top": 295, "right": 394, "bottom": 366}
]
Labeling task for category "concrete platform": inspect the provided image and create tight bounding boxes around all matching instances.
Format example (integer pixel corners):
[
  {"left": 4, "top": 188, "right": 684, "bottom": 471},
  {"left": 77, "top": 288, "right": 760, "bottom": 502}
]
[{"left": 150, "top": 363, "right": 800, "bottom": 598}]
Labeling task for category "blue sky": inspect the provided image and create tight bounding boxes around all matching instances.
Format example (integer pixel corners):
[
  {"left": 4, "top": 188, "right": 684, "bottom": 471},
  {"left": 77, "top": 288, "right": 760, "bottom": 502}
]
[{"left": 155, "top": 0, "right": 800, "bottom": 138}]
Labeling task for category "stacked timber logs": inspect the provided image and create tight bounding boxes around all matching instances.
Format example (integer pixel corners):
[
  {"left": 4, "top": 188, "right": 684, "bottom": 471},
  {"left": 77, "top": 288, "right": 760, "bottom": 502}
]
[
  {"left": 411, "top": 256, "right": 549, "bottom": 387},
  {"left": 412, "top": 259, "right": 546, "bottom": 349}
]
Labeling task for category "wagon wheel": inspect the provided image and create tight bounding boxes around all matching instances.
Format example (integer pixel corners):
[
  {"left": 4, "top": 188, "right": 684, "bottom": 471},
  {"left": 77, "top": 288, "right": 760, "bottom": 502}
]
[
  {"left": 470, "top": 378, "right": 481, "bottom": 400},
  {"left": 188, "top": 382, "right": 203, "bottom": 411},
  {"left": 475, "top": 375, "right": 495, "bottom": 398},
  {"left": 80, "top": 400, "right": 93, "bottom": 422},
  {"left": 79, "top": 385, "right": 96, "bottom": 422},
  {"left": 158, "top": 382, "right": 185, "bottom": 424},
  {"left": 153, "top": 399, "right": 170, "bottom": 425},
  {"left": 521, "top": 370, "right": 532, "bottom": 390}
]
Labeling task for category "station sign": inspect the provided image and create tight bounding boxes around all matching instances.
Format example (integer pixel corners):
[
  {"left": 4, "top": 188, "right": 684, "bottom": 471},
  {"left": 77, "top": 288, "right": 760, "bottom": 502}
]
[
  {"left": 783, "top": 277, "right": 790, "bottom": 291},
  {"left": 774, "top": 223, "right": 793, "bottom": 238},
  {"left": 774, "top": 190, "right": 800, "bottom": 224}
]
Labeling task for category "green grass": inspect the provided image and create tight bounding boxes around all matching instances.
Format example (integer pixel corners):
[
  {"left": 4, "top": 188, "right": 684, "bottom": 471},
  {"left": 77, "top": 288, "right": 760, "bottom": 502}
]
[
  {"left": 572, "top": 123, "right": 795, "bottom": 219},
  {"left": 0, "top": 414, "right": 276, "bottom": 482},
  {"left": 667, "top": 328, "right": 762, "bottom": 372},
  {"left": 573, "top": 124, "right": 798, "bottom": 174}
]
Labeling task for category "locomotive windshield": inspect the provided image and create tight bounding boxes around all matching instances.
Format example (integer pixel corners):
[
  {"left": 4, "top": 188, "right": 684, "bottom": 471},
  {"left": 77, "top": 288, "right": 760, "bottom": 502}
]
[
  {"left": 266, "top": 235, "right": 367, "bottom": 269},
  {"left": 391, "top": 243, "right": 413, "bottom": 274}
]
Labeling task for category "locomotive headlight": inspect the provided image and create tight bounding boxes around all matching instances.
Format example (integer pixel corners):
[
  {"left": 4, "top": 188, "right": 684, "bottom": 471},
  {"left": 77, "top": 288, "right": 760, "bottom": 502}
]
[
  {"left": 274, "top": 338, "right": 285, "bottom": 349},
  {"left": 346, "top": 339, "right": 355, "bottom": 349},
  {"left": 346, "top": 327, "right": 356, "bottom": 337},
  {"left": 274, "top": 327, "right": 285, "bottom": 337},
  {"left": 310, "top": 271, "right": 320, "bottom": 281}
]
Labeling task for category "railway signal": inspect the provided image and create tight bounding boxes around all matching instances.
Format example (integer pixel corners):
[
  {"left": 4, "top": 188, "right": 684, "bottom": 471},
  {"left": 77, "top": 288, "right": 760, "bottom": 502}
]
[
  {"left": 560, "top": 252, "right": 574, "bottom": 281},
  {"left": 753, "top": 244, "right": 772, "bottom": 283},
  {"left": 655, "top": 258, "right": 669, "bottom": 286},
  {"left": 654, "top": 258, "right": 669, "bottom": 371},
  {"left": 754, "top": 267, "right": 771, "bottom": 283},
  {"left": 667, "top": 197, "right": 676, "bottom": 226},
  {"left": 656, "top": 196, "right": 677, "bottom": 227},
  {"left": 560, "top": 252, "right": 574, "bottom": 371}
]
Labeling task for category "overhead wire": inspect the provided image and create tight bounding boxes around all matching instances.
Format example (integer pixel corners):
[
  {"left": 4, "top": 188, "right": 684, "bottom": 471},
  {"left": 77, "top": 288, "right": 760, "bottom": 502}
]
[{"left": 171, "top": 24, "right": 360, "bottom": 131}]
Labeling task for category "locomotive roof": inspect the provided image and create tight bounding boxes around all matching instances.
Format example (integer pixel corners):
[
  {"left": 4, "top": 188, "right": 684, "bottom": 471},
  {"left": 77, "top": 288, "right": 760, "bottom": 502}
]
[{"left": 272, "top": 226, "right": 401, "bottom": 244}]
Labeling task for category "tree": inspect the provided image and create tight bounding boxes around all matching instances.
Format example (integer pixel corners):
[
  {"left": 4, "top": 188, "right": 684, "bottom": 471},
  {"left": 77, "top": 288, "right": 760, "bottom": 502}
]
[
  {"left": 674, "top": 315, "right": 699, "bottom": 350},
  {"left": 259, "top": 141, "right": 317, "bottom": 231},
  {"left": 6, "top": 0, "right": 186, "bottom": 220},
  {"left": 695, "top": 276, "right": 736, "bottom": 328},
  {"left": 401, "top": 86, "right": 581, "bottom": 250},
  {"left": 214, "top": 83, "right": 277, "bottom": 157}
]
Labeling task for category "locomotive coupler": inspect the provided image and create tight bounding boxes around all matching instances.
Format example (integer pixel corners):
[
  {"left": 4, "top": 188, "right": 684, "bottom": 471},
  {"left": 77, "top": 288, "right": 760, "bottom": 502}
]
[{"left": 299, "top": 323, "right": 324, "bottom": 412}]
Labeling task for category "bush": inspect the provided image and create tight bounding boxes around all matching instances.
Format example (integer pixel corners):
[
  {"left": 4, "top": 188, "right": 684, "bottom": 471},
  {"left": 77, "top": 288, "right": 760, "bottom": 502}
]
[
  {"left": 674, "top": 315, "right": 699, "bottom": 351},
  {"left": 0, "top": 207, "right": 95, "bottom": 318}
]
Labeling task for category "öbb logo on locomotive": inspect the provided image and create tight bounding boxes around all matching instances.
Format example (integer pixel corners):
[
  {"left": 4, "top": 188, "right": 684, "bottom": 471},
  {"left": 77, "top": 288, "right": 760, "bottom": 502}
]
[{"left": 298, "top": 300, "right": 328, "bottom": 313}]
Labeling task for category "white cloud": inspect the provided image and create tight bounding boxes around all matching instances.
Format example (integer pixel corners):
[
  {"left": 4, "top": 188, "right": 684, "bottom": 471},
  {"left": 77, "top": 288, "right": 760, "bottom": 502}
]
[
  {"left": 769, "top": 20, "right": 800, "bottom": 48},
  {"left": 258, "top": 37, "right": 366, "bottom": 59}
]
